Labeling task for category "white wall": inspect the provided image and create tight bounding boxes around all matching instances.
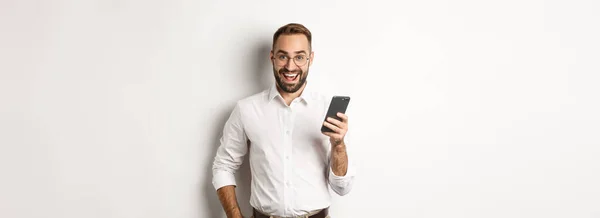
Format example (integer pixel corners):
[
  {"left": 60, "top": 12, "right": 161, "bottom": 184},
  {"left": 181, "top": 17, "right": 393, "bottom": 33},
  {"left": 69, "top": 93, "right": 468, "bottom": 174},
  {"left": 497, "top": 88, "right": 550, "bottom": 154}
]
[{"left": 1, "top": 0, "right": 599, "bottom": 217}]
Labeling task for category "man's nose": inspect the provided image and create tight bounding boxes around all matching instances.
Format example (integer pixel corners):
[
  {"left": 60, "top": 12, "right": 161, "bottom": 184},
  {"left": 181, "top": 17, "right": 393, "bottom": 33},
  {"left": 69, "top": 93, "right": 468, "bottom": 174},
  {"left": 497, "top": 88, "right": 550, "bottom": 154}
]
[{"left": 284, "top": 59, "right": 298, "bottom": 71}]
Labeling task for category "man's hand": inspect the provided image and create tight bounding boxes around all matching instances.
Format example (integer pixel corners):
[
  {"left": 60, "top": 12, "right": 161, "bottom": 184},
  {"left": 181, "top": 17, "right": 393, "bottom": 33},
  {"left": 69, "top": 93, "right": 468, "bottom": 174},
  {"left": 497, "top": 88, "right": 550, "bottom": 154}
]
[{"left": 322, "top": 112, "right": 348, "bottom": 147}]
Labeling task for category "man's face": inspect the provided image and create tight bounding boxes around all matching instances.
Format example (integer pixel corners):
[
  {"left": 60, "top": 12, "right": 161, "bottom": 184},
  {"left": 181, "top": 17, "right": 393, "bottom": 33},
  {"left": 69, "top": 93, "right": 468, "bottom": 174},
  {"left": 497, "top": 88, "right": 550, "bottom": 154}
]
[{"left": 270, "top": 34, "right": 314, "bottom": 94}]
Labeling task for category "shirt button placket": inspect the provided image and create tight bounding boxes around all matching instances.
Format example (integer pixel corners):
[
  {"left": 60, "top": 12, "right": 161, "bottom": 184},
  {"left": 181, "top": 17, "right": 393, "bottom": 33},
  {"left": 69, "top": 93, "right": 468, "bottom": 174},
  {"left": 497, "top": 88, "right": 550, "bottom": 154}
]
[
  {"left": 284, "top": 106, "right": 293, "bottom": 215},
  {"left": 287, "top": 106, "right": 295, "bottom": 214}
]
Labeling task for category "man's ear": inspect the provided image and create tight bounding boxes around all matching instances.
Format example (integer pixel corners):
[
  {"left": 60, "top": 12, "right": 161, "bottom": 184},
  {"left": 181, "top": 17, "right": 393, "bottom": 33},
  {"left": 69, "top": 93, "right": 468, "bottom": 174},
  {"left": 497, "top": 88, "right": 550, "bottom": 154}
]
[
  {"left": 309, "top": 51, "right": 315, "bottom": 66},
  {"left": 269, "top": 50, "right": 275, "bottom": 64}
]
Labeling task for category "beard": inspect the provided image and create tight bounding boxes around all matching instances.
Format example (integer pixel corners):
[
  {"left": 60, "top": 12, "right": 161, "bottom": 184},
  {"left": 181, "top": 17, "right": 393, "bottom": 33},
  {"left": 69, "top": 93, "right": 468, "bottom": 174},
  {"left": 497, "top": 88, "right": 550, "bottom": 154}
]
[{"left": 273, "top": 66, "right": 308, "bottom": 93}]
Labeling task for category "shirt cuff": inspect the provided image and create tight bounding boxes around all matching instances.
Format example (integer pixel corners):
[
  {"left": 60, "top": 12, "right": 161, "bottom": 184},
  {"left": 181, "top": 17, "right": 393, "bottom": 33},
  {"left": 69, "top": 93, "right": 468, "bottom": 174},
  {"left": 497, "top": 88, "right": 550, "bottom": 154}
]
[
  {"left": 328, "top": 161, "right": 355, "bottom": 187},
  {"left": 212, "top": 170, "right": 237, "bottom": 190}
]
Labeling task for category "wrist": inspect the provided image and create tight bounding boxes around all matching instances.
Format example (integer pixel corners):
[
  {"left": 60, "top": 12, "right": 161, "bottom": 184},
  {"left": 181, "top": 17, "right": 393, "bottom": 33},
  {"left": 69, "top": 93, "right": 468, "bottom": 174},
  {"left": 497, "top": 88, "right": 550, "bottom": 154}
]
[
  {"left": 332, "top": 141, "right": 346, "bottom": 151},
  {"left": 229, "top": 212, "right": 242, "bottom": 218},
  {"left": 226, "top": 207, "right": 242, "bottom": 218}
]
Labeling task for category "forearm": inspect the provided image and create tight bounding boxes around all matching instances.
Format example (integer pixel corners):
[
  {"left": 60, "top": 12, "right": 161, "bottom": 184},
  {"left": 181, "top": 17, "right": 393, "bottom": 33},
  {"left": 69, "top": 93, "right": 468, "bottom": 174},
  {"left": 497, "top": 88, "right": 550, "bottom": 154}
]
[
  {"left": 323, "top": 113, "right": 354, "bottom": 196},
  {"left": 331, "top": 143, "right": 348, "bottom": 176},
  {"left": 216, "top": 185, "right": 242, "bottom": 218}
]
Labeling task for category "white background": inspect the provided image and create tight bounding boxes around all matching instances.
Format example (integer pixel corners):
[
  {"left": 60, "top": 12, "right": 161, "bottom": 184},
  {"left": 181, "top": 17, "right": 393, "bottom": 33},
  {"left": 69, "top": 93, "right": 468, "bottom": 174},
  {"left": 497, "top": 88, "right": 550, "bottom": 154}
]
[{"left": 1, "top": 0, "right": 599, "bottom": 217}]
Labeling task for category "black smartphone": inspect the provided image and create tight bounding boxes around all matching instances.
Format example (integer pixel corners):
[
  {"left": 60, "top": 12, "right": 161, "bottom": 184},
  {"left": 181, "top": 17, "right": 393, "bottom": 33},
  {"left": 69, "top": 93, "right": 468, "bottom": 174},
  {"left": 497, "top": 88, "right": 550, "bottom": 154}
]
[{"left": 321, "top": 96, "right": 351, "bottom": 133}]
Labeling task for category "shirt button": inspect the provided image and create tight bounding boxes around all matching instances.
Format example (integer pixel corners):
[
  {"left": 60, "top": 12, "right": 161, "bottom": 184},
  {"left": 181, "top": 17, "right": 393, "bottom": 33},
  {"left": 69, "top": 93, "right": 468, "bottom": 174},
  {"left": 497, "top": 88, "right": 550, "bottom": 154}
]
[
  {"left": 285, "top": 130, "right": 290, "bottom": 135},
  {"left": 285, "top": 156, "right": 289, "bottom": 160}
]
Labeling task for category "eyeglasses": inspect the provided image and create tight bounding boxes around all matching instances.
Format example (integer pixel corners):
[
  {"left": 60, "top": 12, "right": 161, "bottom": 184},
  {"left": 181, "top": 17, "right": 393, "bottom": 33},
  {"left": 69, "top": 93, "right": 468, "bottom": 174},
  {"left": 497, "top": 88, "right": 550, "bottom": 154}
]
[{"left": 272, "top": 54, "right": 310, "bottom": 66}]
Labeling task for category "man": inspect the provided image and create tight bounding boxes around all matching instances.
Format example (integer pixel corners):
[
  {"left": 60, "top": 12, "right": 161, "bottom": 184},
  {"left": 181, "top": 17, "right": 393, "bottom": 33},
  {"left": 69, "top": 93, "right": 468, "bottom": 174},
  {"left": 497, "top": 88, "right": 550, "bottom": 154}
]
[{"left": 212, "top": 23, "right": 355, "bottom": 218}]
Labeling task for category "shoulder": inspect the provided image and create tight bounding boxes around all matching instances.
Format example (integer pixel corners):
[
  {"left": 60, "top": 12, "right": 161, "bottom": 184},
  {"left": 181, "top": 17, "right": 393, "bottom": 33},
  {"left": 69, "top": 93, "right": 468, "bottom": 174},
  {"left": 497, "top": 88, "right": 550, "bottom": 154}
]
[
  {"left": 305, "top": 84, "right": 334, "bottom": 105},
  {"left": 235, "top": 89, "right": 270, "bottom": 110},
  {"left": 310, "top": 91, "right": 332, "bottom": 105}
]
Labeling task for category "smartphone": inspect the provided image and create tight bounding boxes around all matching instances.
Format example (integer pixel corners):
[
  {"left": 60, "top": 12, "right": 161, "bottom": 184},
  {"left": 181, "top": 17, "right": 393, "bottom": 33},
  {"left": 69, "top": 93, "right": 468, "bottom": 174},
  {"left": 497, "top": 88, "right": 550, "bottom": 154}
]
[{"left": 321, "top": 96, "right": 351, "bottom": 133}]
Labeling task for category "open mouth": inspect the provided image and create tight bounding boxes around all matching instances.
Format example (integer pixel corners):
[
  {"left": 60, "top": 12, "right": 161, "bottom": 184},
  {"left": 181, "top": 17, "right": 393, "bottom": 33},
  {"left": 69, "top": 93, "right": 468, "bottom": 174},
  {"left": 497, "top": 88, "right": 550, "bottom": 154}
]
[{"left": 281, "top": 72, "right": 299, "bottom": 83}]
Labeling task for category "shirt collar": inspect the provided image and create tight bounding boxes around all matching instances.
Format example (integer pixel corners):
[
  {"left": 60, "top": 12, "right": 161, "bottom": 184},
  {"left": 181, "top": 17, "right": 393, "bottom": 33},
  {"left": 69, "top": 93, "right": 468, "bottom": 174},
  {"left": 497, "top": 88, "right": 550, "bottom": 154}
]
[{"left": 268, "top": 81, "right": 313, "bottom": 105}]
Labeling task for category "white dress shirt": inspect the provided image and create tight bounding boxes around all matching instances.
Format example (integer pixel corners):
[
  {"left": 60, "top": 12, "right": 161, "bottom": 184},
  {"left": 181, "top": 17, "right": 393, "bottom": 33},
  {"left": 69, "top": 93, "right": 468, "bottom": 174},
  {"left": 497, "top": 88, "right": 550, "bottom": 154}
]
[{"left": 212, "top": 82, "right": 356, "bottom": 217}]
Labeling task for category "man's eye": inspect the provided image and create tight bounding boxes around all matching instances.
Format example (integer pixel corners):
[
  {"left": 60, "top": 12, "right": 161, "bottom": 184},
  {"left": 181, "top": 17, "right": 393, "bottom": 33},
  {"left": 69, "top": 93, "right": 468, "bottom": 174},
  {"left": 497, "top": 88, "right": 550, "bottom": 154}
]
[
  {"left": 296, "top": 56, "right": 305, "bottom": 60},
  {"left": 278, "top": 55, "right": 288, "bottom": 60}
]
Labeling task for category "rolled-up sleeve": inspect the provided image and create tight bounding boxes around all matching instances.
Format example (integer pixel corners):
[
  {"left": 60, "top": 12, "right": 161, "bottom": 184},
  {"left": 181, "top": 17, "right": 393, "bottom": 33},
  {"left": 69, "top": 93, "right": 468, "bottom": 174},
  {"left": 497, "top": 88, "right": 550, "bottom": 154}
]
[
  {"left": 212, "top": 102, "right": 248, "bottom": 191},
  {"left": 328, "top": 144, "right": 356, "bottom": 196}
]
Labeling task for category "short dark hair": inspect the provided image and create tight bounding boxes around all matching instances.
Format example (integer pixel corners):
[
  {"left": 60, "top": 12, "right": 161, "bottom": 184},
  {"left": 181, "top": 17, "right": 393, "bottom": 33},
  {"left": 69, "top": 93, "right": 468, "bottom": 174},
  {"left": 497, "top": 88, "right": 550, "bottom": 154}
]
[{"left": 272, "top": 23, "right": 312, "bottom": 50}]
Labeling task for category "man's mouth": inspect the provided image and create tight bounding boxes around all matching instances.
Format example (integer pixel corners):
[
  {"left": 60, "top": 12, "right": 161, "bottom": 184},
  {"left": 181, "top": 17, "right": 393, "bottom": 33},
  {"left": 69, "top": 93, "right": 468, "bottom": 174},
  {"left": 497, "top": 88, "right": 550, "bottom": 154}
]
[{"left": 281, "top": 72, "right": 299, "bottom": 82}]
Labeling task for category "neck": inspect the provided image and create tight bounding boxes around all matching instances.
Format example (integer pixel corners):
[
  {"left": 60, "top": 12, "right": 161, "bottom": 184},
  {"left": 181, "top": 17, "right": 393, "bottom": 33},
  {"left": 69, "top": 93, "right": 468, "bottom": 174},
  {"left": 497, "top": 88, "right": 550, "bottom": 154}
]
[{"left": 276, "top": 82, "right": 306, "bottom": 106}]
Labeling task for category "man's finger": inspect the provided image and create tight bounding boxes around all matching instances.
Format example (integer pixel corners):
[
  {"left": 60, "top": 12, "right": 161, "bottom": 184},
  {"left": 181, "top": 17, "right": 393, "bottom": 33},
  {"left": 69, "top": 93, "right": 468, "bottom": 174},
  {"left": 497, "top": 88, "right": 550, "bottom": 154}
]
[
  {"left": 322, "top": 131, "right": 342, "bottom": 141},
  {"left": 321, "top": 131, "right": 334, "bottom": 137},
  {"left": 323, "top": 121, "right": 342, "bottom": 133},
  {"left": 322, "top": 131, "right": 341, "bottom": 138},
  {"left": 337, "top": 112, "right": 349, "bottom": 123},
  {"left": 326, "top": 117, "right": 346, "bottom": 129}
]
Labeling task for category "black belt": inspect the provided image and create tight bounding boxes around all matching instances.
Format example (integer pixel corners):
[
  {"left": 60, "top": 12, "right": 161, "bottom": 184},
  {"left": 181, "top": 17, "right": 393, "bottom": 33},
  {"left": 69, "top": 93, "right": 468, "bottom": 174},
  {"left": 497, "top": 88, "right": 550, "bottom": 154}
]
[{"left": 252, "top": 207, "right": 329, "bottom": 218}]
